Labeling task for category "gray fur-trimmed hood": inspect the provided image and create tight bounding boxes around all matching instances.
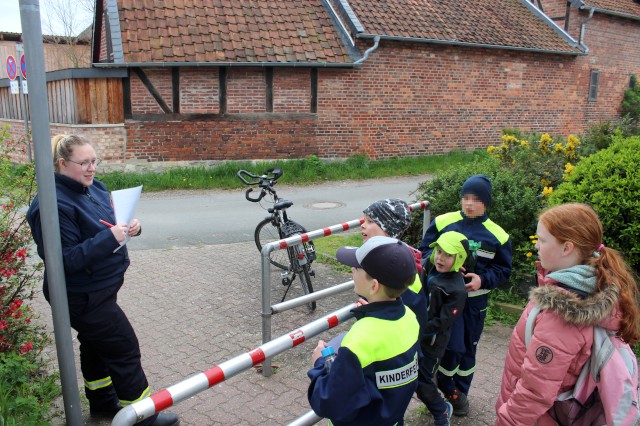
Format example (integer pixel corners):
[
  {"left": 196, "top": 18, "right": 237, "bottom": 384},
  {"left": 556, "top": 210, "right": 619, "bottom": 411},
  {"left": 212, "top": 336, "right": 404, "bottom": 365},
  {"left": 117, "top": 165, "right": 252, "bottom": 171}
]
[{"left": 530, "top": 283, "right": 619, "bottom": 327}]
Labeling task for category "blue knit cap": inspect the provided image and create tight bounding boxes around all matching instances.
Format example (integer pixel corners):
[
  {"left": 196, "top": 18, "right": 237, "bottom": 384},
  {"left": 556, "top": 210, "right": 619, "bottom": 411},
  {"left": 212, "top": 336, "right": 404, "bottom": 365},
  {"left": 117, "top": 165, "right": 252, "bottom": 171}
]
[{"left": 460, "top": 174, "right": 492, "bottom": 207}]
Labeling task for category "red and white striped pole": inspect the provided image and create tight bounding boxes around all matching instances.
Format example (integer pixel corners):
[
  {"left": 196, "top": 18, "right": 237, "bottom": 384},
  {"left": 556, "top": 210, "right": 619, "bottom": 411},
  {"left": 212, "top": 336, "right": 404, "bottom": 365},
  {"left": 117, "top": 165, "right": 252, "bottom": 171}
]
[
  {"left": 112, "top": 303, "right": 357, "bottom": 426},
  {"left": 260, "top": 201, "right": 429, "bottom": 375}
]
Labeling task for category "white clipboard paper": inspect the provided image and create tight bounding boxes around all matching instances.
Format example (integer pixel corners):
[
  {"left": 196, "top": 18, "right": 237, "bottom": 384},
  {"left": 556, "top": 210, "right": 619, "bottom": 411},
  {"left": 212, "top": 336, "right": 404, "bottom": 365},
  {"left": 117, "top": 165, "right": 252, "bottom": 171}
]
[{"left": 111, "top": 185, "right": 143, "bottom": 252}]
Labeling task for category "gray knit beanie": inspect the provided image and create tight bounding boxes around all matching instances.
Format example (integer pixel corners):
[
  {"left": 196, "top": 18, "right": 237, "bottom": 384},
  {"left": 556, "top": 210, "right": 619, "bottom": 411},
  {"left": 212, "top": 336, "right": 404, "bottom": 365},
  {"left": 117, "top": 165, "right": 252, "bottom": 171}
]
[{"left": 363, "top": 199, "right": 411, "bottom": 238}]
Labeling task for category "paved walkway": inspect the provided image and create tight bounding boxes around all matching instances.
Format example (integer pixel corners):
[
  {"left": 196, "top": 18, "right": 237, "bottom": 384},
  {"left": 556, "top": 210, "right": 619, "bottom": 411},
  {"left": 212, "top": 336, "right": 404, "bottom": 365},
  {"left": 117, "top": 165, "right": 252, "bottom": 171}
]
[{"left": 32, "top": 241, "right": 512, "bottom": 425}]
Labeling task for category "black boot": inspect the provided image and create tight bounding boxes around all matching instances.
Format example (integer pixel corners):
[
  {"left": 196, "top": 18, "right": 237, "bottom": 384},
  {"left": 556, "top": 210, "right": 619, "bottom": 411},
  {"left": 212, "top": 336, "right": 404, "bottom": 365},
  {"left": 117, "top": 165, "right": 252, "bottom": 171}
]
[
  {"left": 445, "top": 388, "right": 469, "bottom": 416},
  {"left": 89, "top": 402, "right": 123, "bottom": 418},
  {"left": 87, "top": 384, "right": 122, "bottom": 418}
]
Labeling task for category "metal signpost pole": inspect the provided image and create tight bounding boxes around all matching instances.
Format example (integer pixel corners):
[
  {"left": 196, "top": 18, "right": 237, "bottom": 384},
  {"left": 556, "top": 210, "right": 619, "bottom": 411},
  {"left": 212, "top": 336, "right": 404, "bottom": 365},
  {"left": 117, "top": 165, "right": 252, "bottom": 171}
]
[
  {"left": 15, "top": 43, "right": 31, "bottom": 162},
  {"left": 19, "top": 1, "right": 83, "bottom": 424}
]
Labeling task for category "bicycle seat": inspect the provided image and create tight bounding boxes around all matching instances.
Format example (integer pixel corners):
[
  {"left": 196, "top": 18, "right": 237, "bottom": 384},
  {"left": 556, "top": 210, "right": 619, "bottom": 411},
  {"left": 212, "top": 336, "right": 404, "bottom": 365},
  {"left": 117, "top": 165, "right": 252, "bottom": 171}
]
[{"left": 268, "top": 200, "right": 293, "bottom": 213}]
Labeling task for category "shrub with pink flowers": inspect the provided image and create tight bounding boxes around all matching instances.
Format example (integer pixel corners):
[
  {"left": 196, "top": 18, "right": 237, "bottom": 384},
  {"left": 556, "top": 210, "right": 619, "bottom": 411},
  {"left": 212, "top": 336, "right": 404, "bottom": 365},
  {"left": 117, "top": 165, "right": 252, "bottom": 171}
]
[
  {"left": 0, "top": 127, "right": 46, "bottom": 358},
  {"left": 1, "top": 127, "right": 60, "bottom": 424}
]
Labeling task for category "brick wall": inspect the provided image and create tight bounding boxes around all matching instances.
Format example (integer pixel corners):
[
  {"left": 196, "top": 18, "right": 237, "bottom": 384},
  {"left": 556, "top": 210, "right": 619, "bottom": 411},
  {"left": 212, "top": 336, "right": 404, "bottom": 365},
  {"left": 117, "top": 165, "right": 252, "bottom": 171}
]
[
  {"left": 130, "top": 69, "right": 174, "bottom": 114},
  {"left": 121, "top": 28, "right": 640, "bottom": 162},
  {"left": 274, "top": 68, "right": 311, "bottom": 113},
  {"left": 227, "top": 68, "right": 267, "bottom": 113},
  {"left": 15, "top": 5, "right": 634, "bottom": 166},
  {"left": 125, "top": 117, "right": 318, "bottom": 161},
  {"left": 540, "top": 0, "right": 568, "bottom": 25},
  {"left": 315, "top": 41, "right": 590, "bottom": 159},
  {"left": 579, "top": 13, "right": 640, "bottom": 122},
  {"left": 99, "top": 0, "right": 108, "bottom": 62},
  {"left": 0, "top": 119, "right": 126, "bottom": 168},
  {"left": 540, "top": 2, "right": 640, "bottom": 125},
  {"left": 181, "top": 68, "right": 220, "bottom": 114}
]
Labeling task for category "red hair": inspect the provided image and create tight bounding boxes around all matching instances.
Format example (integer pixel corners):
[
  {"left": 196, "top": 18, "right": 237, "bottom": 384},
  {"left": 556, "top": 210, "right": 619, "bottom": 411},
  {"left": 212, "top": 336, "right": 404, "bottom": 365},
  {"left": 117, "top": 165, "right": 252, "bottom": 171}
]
[{"left": 539, "top": 203, "right": 640, "bottom": 344}]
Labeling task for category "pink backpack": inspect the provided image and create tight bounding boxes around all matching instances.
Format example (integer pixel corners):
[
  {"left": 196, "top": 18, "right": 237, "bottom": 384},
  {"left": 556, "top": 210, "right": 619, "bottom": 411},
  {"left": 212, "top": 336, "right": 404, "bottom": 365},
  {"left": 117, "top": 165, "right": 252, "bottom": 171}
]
[{"left": 526, "top": 306, "right": 640, "bottom": 426}]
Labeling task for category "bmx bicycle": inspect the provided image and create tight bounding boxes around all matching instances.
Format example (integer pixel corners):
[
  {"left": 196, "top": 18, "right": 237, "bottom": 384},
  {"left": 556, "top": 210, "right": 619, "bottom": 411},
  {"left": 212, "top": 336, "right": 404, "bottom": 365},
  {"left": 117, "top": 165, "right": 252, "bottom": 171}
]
[{"left": 237, "top": 168, "right": 317, "bottom": 311}]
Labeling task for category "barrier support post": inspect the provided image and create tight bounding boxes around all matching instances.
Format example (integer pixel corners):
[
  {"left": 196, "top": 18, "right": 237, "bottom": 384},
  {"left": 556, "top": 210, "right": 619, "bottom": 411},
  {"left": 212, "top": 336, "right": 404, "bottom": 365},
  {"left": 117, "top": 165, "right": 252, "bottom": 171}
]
[{"left": 261, "top": 248, "right": 273, "bottom": 376}]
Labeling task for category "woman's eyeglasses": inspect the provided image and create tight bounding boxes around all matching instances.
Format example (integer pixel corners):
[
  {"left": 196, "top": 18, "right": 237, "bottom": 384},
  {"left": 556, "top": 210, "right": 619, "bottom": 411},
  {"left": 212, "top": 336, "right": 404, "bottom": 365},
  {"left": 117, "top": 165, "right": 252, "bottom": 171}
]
[{"left": 66, "top": 158, "right": 102, "bottom": 170}]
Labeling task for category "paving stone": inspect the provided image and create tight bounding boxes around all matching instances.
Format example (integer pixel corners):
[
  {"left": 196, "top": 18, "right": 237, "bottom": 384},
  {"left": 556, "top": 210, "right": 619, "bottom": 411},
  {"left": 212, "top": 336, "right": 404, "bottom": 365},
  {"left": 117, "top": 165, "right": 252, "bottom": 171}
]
[{"left": 31, "top": 241, "right": 511, "bottom": 425}]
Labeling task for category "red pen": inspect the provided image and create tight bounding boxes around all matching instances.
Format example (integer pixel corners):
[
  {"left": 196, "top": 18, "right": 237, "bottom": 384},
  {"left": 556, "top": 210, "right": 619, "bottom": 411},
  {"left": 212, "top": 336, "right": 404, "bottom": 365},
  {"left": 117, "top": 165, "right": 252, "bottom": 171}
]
[{"left": 99, "top": 219, "right": 115, "bottom": 228}]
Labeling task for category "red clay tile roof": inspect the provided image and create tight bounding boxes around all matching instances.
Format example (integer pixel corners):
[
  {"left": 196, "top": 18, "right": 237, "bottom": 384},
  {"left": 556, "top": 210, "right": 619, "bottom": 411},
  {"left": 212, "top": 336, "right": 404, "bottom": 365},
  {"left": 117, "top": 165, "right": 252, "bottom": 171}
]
[
  {"left": 115, "top": 0, "right": 584, "bottom": 65},
  {"left": 346, "top": 0, "right": 583, "bottom": 54},
  {"left": 582, "top": 0, "right": 640, "bottom": 19},
  {"left": 117, "top": 0, "right": 353, "bottom": 64}
]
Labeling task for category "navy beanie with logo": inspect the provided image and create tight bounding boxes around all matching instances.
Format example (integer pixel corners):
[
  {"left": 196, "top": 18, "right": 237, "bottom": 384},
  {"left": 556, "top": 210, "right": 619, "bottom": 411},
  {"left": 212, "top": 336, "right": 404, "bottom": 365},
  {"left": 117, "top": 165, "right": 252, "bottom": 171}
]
[{"left": 460, "top": 174, "right": 492, "bottom": 207}]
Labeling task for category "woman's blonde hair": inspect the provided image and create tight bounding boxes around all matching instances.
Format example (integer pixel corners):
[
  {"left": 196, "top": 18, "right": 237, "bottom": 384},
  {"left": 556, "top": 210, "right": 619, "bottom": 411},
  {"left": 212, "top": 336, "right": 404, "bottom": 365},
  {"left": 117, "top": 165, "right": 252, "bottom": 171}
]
[
  {"left": 51, "top": 134, "right": 90, "bottom": 172},
  {"left": 539, "top": 203, "right": 640, "bottom": 343}
]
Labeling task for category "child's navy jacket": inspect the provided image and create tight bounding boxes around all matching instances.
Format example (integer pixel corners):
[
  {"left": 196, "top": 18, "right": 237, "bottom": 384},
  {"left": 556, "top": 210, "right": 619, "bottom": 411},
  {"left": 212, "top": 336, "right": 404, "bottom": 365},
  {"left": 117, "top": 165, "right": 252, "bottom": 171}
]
[{"left": 307, "top": 299, "right": 420, "bottom": 425}]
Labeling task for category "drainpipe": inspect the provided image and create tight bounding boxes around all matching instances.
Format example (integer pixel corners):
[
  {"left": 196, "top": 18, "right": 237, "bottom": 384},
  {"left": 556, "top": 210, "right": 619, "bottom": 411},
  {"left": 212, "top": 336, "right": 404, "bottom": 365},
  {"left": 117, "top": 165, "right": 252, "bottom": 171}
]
[
  {"left": 354, "top": 35, "right": 380, "bottom": 65},
  {"left": 578, "top": 6, "right": 595, "bottom": 54}
]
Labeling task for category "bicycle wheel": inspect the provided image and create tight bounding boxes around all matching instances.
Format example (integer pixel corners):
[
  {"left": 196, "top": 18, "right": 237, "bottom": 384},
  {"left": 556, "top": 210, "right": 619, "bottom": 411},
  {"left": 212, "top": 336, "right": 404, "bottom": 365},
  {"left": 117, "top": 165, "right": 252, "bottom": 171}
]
[
  {"left": 282, "top": 221, "right": 316, "bottom": 311},
  {"left": 281, "top": 220, "right": 316, "bottom": 265},
  {"left": 299, "top": 263, "right": 316, "bottom": 311},
  {"left": 255, "top": 218, "right": 290, "bottom": 270}
]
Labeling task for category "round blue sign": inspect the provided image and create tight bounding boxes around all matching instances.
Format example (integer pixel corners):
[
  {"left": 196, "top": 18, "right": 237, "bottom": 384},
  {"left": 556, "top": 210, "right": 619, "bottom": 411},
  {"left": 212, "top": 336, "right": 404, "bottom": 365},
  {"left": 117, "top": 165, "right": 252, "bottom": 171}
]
[{"left": 6, "top": 55, "right": 17, "bottom": 80}]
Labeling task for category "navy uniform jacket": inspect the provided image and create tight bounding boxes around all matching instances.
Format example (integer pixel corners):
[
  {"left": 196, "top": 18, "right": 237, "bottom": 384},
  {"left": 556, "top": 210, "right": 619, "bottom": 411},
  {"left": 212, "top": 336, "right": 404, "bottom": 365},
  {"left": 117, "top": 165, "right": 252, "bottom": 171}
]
[
  {"left": 27, "top": 174, "right": 129, "bottom": 294},
  {"left": 402, "top": 274, "right": 428, "bottom": 339},
  {"left": 307, "top": 299, "right": 420, "bottom": 426},
  {"left": 422, "top": 269, "right": 467, "bottom": 356},
  {"left": 419, "top": 210, "right": 512, "bottom": 308},
  {"left": 400, "top": 242, "right": 428, "bottom": 340}
]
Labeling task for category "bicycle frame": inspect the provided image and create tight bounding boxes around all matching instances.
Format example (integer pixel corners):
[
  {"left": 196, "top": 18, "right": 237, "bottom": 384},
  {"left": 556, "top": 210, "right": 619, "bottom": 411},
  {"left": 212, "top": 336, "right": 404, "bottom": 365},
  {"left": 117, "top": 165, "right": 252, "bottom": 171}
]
[{"left": 238, "top": 168, "right": 316, "bottom": 309}]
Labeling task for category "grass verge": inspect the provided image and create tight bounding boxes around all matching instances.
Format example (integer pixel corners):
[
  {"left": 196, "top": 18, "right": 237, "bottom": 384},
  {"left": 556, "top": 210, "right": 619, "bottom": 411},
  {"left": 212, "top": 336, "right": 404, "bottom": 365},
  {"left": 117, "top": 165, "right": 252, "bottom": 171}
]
[
  {"left": 313, "top": 232, "right": 363, "bottom": 275},
  {"left": 97, "top": 151, "right": 486, "bottom": 192}
]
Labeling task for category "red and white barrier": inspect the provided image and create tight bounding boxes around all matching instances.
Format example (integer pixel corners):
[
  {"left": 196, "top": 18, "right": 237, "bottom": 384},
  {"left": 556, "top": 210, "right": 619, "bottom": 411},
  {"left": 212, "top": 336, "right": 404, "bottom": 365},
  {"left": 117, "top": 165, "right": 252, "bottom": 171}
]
[
  {"left": 111, "top": 303, "right": 356, "bottom": 426},
  {"left": 259, "top": 201, "right": 430, "bottom": 376}
]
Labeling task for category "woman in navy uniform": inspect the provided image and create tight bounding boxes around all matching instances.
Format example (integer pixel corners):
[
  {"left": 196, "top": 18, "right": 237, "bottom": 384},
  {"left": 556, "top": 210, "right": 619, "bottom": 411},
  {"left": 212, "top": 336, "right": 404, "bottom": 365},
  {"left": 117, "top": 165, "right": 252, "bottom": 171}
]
[{"left": 27, "top": 134, "right": 178, "bottom": 425}]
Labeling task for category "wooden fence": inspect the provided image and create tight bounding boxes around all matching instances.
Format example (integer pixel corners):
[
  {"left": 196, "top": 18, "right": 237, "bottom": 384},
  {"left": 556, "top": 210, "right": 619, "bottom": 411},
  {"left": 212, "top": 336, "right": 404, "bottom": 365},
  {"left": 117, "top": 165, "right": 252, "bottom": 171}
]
[{"left": 0, "top": 68, "right": 126, "bottom": 125}]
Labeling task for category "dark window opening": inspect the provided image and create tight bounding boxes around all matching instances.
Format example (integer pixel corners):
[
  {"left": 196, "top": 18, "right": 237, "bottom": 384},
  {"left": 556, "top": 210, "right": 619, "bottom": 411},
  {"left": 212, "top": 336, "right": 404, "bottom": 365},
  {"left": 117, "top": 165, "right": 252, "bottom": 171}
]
[
  {"left": 311, "top": 68, "right": 318, "bottom": 113},
  {"left": 265, "top": 68, "right": 273, "bottom": 113},
  {"left": 588, "top": 70, "right": 600, "bottom": 101},
  {"left": 219, "top": 68, "right": 227, "bottom": 114}
]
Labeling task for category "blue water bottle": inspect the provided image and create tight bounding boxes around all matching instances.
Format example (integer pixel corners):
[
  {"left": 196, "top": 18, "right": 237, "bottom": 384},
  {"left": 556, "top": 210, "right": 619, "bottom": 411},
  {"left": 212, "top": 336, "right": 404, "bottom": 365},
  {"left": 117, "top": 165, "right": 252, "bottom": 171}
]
[{"left": 321, "top": 346, "right": 337, "bottom": 373}]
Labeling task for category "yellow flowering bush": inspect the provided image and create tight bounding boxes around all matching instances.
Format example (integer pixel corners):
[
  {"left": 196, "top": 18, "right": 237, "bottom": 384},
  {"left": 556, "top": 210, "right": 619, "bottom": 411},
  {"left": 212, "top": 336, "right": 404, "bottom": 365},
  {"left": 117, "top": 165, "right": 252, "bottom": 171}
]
[
  {"left": 487, "top": 130, "right": 582, "bottom": 202},
  {"left": 483, "top": 129, "right": 589, "bottom": 289}
]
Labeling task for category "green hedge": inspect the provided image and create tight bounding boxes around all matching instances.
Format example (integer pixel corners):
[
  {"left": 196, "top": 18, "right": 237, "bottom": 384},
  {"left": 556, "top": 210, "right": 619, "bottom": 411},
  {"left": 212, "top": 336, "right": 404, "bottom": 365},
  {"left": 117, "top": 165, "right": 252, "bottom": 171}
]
[{"left": 550, "top": 135, "right": 640, "bottom": 271}]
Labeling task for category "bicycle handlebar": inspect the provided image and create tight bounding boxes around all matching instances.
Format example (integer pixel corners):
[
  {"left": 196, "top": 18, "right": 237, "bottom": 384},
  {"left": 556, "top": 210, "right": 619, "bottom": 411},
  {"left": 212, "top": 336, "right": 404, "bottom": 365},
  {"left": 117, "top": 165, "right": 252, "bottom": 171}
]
[
  {"left": 245, "top": 188, "right": 266, "bottom": 202},
  {"left": 238, "top": 168, "right": 284, "bottom": 203},
  {"left": 237, "top": 168, "right": 283, "bottom": 186}
]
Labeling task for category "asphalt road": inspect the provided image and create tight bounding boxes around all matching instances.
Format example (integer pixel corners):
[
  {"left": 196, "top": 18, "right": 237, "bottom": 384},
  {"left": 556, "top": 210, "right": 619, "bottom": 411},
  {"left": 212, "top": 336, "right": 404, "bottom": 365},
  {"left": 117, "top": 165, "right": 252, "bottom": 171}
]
[{"left": 127, "top": 175, "right": 430, "bottom": 250}]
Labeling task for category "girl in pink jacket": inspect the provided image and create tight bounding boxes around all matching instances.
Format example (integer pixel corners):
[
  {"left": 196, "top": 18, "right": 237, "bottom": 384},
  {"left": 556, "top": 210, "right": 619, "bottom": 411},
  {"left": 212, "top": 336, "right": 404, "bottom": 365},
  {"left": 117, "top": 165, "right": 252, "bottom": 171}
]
[{"left": 495, "top": 203, "right": 640, "bottom": 426}]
